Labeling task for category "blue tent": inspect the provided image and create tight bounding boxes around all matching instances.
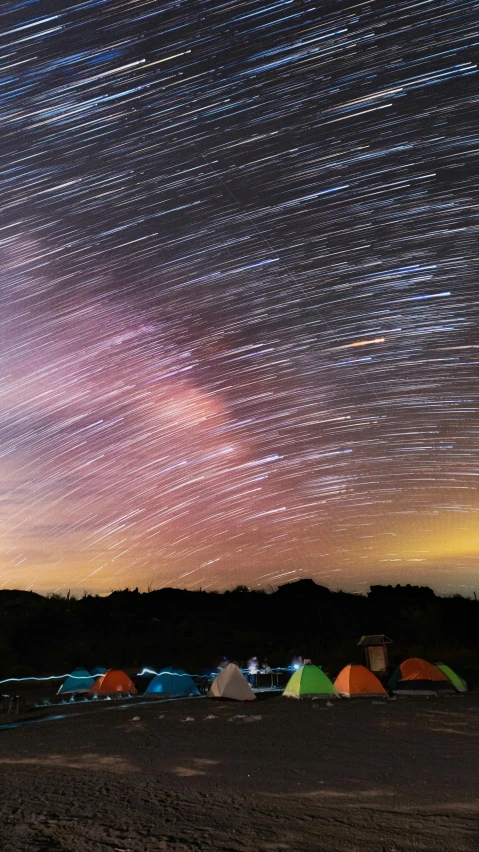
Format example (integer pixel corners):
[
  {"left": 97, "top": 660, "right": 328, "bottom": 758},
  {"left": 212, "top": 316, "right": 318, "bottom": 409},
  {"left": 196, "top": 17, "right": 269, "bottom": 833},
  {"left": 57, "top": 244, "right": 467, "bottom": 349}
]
[
  {"left": 91, "top": 666, "right": 107, "bottom": 675},
  {"left": 145, "top": 667, "right": 200, "bottom": 697},
  {"left": 57, "top": 667, "right": 95, "bottom": 695}
]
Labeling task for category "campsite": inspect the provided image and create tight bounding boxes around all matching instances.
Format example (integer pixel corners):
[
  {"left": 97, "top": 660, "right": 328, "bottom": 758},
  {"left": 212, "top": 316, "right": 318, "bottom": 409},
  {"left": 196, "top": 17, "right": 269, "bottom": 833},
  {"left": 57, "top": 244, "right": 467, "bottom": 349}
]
[
  {"left": 0, "top": 686, "right": 478, "bottom": 851},
  {"left": 0, "top": 655, "right": 478, "bottom": 852},
  {"left": 1, "top": 585, "right": 478, "bottom": 849}
]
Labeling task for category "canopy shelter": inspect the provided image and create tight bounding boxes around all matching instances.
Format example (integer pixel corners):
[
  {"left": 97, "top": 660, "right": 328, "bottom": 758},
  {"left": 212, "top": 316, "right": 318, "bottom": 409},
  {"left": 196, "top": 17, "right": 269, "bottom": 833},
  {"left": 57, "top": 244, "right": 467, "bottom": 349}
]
[
  {"left": 283, "top": 664, "right": 338, "bottom": 699},
  {"left": 89, "top": 669, "right": 137, "bottom": 695},
  {"left": 207, "top": 663, "right": 256, "bottom": 701},
  {"left": 57, "top": 667, "right": 94, "bottom": 695},
  {"left": 388, "top": 658, "right": 455, "bottom": 695},
  {"left": 435, "top": 663, "right": 468, "bottom": 693},
  {"left": 334, "top": 664, "right": 387, "bottom": 698},
  {"left": 145, "top": 667, "right": 200, "bottom": 697}
]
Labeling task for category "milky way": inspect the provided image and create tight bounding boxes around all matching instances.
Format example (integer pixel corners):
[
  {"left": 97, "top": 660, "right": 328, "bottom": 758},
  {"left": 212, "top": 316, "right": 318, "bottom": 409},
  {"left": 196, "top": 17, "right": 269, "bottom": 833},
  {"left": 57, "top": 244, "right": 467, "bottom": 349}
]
[{"left": 1, "top": 0, "right": 478, "bottom": 595}]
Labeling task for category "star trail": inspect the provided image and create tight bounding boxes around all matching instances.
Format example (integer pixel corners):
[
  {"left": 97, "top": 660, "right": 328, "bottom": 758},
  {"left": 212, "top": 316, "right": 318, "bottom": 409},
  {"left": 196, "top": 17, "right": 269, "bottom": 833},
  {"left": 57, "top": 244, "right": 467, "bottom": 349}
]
[{"left": 1, "top": 0, "right": 478, "bottom": 595}]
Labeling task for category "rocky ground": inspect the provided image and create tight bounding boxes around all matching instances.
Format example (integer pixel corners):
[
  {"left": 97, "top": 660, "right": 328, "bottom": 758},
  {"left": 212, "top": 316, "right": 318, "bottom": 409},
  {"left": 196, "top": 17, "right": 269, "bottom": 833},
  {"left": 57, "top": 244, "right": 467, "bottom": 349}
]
[{"left": 0, "top": 691, "right": 477, "bottom": 851}]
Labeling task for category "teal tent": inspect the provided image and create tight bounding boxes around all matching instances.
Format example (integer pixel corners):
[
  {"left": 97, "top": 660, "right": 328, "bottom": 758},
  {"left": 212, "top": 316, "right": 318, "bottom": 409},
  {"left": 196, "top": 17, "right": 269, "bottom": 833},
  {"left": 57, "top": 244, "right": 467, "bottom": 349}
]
[
  {"left": 57, "top": 667, "right": 94, "bottom": 695},
  {"left": 91, "top": 666, "right": 107, "bottom": 675},
  {"left": 145, "top": 667, "right": 200, "bottom": 697}
]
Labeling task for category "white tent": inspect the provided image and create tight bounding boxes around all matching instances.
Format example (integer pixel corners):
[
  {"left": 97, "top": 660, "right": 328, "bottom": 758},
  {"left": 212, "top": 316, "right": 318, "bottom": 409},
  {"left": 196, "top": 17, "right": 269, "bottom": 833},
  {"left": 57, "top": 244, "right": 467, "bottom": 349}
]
[{"left": 207, "top": 663, "right": 256, "bottom": 701}]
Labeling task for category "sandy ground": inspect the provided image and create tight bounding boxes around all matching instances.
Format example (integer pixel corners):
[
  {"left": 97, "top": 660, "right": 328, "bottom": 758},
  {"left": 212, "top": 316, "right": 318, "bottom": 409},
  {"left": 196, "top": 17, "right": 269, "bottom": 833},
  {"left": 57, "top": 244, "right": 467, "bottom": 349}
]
[{"left": 0, "top": 692, "right": 478, "bottom": 852}]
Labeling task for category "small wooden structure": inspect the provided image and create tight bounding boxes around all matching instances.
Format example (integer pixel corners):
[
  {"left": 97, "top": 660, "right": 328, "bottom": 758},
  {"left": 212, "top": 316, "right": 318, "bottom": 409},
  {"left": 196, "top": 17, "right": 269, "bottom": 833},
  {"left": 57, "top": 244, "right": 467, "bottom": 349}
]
[{"left": 357, "top": 635, "right": 393, "bottom": 673}]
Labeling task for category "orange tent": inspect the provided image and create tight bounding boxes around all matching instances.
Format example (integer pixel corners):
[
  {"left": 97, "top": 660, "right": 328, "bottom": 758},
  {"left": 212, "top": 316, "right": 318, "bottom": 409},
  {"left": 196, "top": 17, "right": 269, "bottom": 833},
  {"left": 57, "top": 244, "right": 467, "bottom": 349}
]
[
  {"left": 89, "top": 669, "right": 137, "bottom": 695},
  {"left": 334, "top": 664, "right": 387, "bottom": 697},
  {"left": 388, "top": 657, "right": 454, "bottom": 694},
  {"left": 397, "top": 658, "right": 448, "bottom": 682}
]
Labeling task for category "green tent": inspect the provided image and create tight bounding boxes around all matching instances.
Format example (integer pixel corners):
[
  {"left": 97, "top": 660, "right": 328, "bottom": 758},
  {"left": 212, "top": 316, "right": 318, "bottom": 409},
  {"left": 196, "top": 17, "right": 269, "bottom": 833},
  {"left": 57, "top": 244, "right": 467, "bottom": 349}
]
[
  {"left": 283, "top": 664, "right": 339, "bottom": 699},
  {"left": 435, "top": 663, "right": 468, "bottom": 693}
]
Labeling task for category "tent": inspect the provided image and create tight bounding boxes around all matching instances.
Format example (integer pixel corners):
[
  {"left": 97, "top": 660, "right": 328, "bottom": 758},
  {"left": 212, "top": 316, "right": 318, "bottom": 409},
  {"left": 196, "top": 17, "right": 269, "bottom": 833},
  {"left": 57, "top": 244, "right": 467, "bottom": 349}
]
[
  {"left": 283, "top": 664, "right": 338, "bottom": 699},
  {"left": 207, "top": 663, "right": 256, "bottom": 701},
  {"left": 334, "top": 664, "right": 387, "bottom": 698},
  {"left": 91, "top": 666, "right": 107, "bottom": 676},
  {"left": 145, "top": 667, "right": 200, "bottom": 697},
  {"left": 388, "top": 658, "right": 455, "bottom": 695},
  {"left": 89, "top": 669, "right": 137, "bottom": 695},
  {"left": 57, "top": 667, "right": 94, "bottom": 695},
  {"left": 435, "top": 663, "right": 468, "bottom": 693}
]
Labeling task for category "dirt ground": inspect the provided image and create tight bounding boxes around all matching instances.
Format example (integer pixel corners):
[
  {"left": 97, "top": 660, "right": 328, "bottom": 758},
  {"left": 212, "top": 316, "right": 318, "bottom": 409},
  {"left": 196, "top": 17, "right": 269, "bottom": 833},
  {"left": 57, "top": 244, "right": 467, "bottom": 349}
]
[{"left": 0, "top": 691, "right": 478, "bottom": 852}]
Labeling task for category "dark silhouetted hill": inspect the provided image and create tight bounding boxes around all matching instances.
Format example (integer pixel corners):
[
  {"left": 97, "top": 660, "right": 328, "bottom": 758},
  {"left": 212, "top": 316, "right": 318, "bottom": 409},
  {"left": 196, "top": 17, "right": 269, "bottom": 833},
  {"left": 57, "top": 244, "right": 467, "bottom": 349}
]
[{"left": 0, "top": 582, "right": 477, "bottom": 681}]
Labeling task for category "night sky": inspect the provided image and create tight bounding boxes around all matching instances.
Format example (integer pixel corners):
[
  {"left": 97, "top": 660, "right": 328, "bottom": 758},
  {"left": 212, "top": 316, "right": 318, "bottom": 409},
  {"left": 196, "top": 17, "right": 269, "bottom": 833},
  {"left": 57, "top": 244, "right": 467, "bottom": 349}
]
[{"left": 1, "top": 0, "right": 478, "bottom": 596}]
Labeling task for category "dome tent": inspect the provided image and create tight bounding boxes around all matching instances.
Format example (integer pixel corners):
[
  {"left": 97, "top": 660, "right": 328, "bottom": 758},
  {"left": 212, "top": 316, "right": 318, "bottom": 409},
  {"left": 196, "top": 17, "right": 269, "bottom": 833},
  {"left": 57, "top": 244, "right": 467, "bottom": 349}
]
[
  {"left": 207, "top": 663, "right": 255, "bottom": 701},
  {"left": 91, "top": 666, "right": 107, "bottom": 676},
  {"left": 145, "top": 667, "right": 200, "bottom": 697},
  {"left": 283, "top": 664, "right": 338, "bottom": 699},
  {"left": 435, "top": 663, "right": 468, "bottom": 693},
  {"left": 334, "top": 664, "right": 387, "bottom": 698},
  {"left": 388, "top": 658, "right": 455, "bottom": 695},
  {"left": 57, "top": 667, "right": 94, "bottom": 695},
  {"left": 89, "top": 669, "right": 137, "bottom": 695}
]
